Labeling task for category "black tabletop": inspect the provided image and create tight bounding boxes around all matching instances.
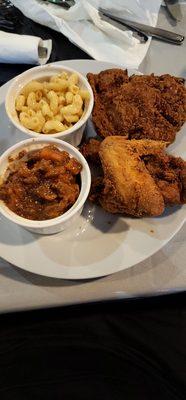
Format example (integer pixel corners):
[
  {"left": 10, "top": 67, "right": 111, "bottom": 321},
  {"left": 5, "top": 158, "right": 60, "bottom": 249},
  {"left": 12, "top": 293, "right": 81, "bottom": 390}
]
[
  {"left": 0, "top": 4, "right": 186, "bottom": 399},
  {"left": 0, "top": 293, "right": 186, "bottom": 400}
]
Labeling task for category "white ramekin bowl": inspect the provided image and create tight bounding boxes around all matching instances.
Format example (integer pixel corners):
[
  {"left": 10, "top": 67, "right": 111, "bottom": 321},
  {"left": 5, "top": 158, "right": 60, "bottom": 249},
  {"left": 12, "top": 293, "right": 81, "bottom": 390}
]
[
  {"left": 0, "top": 137, "right": 91, "bottom": 234},
  {"left": 5, "top": 64, "right": 94, "bottom": 147}
]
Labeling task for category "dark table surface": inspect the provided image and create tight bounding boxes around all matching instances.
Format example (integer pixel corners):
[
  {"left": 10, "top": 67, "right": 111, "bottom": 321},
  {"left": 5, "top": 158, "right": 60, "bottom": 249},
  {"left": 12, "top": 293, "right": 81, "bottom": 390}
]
[
  {"left": 0, "top": 3, "right": 186, "bottom": 399},
  {"left": 0, "top": 293, "right": 186, "bottom": 400}
]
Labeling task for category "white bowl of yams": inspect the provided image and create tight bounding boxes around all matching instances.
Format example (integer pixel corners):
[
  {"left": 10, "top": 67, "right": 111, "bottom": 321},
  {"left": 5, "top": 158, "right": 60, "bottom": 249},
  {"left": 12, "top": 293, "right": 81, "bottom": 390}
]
[
  {"left": 5, "top": 64, "right": 94, "bottom": 147},
  {"left": 0, "top": 137, "right": 91, "bottom": 235}
]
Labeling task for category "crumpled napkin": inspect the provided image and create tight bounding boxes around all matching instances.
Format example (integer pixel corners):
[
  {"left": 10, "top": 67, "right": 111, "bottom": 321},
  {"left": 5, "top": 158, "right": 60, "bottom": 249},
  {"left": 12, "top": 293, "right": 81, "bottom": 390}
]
[
  {"left": 11, "top": 0, "right": 162, "bottom": 69},
  {"left": 0, "top": 31, "right": 52, "bottom": 64}
]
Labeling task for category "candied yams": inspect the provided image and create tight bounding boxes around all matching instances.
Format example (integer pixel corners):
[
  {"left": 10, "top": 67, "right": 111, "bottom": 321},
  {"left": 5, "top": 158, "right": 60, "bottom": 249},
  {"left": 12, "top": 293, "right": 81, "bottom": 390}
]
[{"left": 0, "top": 145, "right": 82, "bottom": 220}]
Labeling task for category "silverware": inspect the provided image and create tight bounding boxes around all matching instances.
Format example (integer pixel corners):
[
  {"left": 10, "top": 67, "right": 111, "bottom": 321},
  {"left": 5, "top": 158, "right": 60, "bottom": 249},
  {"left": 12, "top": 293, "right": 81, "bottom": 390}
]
[
  {"left": 99, "top": 11, "right": 148, "bottom": 43},
  {"left": 44, "top": 0, "right": 75, "bottom": 8},
  {"left": 164, "top": 0, "right": 182, "bottom": 22},
  {"left": 99, "top": 8, "right": 184, "bottom": 45},
  {"left": 0, "top": 17, "right": 15, "bottom": 32}
]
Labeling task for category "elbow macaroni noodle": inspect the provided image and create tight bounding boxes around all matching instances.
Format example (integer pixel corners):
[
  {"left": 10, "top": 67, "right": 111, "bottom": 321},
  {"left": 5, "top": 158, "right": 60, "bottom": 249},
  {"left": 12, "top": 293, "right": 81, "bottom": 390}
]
[{"left": 15, "top": 71, "right": 90, "bottom": 134}]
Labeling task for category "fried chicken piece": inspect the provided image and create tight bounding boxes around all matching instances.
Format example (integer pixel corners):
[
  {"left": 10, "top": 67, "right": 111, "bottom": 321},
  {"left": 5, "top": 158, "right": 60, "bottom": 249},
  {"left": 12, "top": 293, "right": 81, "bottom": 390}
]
[
  {"left": 89, "top": 177, "right": 104, "bottom": 203},
  {"left": 80, "top": 138, "right": 101, "bottom": 164},
  {"left": 88, "top": 70, "right": 186, "bottom": 143},
  {"left": 87, "top": 69, "right": 129, "bottom": 139},
  {"left": 98, "top": 138, "right": 165, "bottom": 216},
  {"left": 102, "top": 82, "right": 176, "bottom": 142},
  {"left": 130, "top": 74, "right": 186, "bottom": 130},
  {"left": 84, "top": 137, "right": 185, "bottom": 217},
  {"left": 87, "top": 68, "right": 129, "bottom": 93}
]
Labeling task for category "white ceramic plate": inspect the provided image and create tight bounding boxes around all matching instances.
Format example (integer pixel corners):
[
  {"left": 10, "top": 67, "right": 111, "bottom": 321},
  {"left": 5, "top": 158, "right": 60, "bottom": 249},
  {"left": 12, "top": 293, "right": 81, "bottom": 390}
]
[{"left": 0, "top": 60, "right": 185, "bottom": 279}]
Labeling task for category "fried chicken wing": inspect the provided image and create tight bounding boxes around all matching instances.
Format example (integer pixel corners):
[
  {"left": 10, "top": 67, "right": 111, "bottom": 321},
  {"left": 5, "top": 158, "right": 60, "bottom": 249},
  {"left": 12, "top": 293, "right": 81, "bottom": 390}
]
[
  {"left": 81, "top": 137, "right": 186, "bottom": 217},
  {"left": 80, "top": 138, "right": 101, "bottom": 164},
  {"left": 87, "top": 70, "right": 186, "bottom": 144}
]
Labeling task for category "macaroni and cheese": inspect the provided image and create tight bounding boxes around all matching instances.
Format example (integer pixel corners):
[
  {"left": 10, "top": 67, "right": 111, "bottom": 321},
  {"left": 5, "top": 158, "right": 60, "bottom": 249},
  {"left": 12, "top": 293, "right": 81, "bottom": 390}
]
[{"left": 15, "top": 72, "right": 90, "bottom": 134}]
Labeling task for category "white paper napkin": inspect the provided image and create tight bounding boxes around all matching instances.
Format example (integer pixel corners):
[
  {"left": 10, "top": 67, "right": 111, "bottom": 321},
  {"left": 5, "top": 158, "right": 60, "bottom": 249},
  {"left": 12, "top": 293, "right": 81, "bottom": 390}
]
[
  {"left": 0, "top": 31, "right": 52, "bottom": 64},
  {"left": 11, "top": 0, "right": 162, "bottom": 69}
]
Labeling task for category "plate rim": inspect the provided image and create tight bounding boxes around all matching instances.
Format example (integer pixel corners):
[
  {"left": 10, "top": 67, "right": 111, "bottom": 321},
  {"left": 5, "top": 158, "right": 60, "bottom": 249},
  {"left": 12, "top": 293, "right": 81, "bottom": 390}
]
[
  {"left": 0, "top": 210, "right": 185, "bottom": 280},
  {"left": 0, "top": 59, "right": 185, "bottom": 279}
]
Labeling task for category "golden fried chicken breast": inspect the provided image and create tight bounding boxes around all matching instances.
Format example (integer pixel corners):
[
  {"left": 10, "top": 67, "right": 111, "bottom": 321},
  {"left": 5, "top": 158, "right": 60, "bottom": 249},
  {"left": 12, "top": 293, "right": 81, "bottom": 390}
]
[
  {"left": 99, "top": 137, "right": 165, "bottom": 216},
  {"left": 81, "top": 137, "right": 186, "bottom": 217}
]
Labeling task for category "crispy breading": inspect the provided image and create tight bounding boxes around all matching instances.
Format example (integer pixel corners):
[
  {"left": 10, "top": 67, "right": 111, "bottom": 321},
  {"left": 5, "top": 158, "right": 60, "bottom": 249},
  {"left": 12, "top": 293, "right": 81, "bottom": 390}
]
[
  {"left": 87, "top": 69, "right": 186, "bottom": 143},
  {"left": 130, "top": 74, "right": 186, "bottom": 130},
  {"left": 80, "top": 138, "right": 101, "bottom": 164},
  {"left": 99, "top": 137, "right": 166, "bottom": 216},
  {"left": 142, "top": 151, "right": 186, "bottom": 205},
  {"left": 87, "top": 68, "right": 129, "bottom": 93},
  {"left": 82, "top": 137, "right": 186, "bottom": 217},
  {"left": 87, "top": 69, "right": 129, "bottom": 139}
]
